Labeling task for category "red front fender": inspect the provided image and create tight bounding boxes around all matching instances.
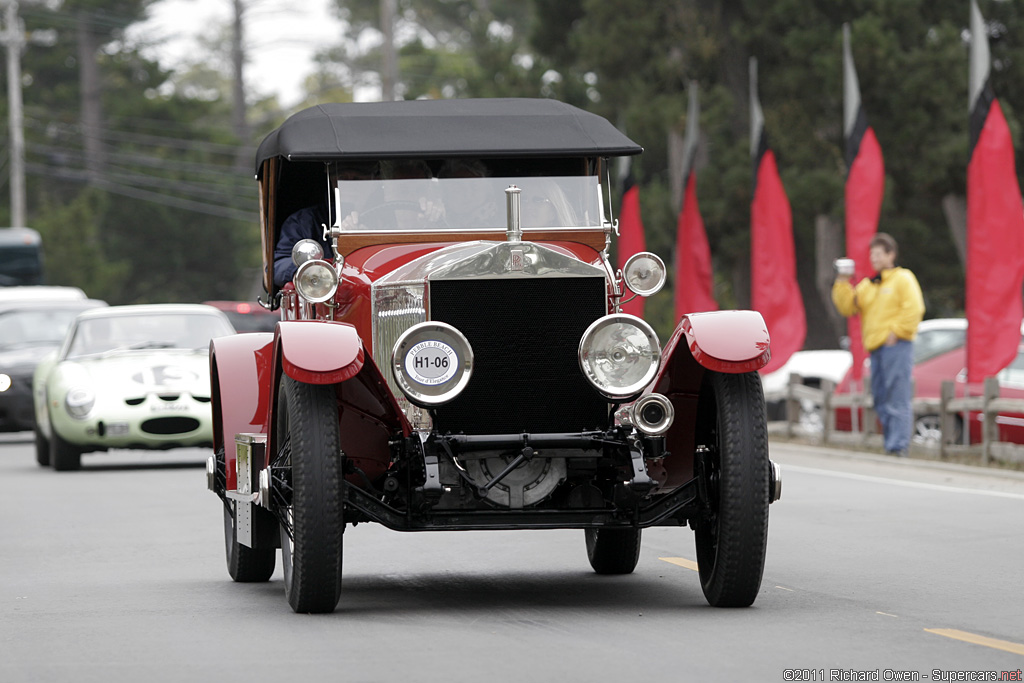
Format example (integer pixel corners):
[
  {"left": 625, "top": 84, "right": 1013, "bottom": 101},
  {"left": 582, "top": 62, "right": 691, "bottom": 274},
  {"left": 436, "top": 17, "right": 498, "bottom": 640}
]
[
  {"left": 276, "top": 320, "right": 365, "bottom": 384},
  {"left": 665, "top": 310, "right": 771, "bottom": 376},
  {"left": 210, "top": 333, "right": 275, "bottom": 491},
  {"left": 650, "top": 310, "right": 770, "bottom": 490}
]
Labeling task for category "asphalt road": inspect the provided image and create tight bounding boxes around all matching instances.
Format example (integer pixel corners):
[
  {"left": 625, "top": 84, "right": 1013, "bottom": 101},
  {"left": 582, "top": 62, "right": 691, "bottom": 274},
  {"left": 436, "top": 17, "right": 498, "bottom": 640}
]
[{"left": 2, "top": 434, "right": 1023, "bottom": 683}]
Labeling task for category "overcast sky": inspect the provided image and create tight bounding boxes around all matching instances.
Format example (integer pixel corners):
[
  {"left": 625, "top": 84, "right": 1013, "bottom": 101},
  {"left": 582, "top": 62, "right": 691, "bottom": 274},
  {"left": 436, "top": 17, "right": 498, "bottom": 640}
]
[{"left": 128, "top": 0, "right": 346, "bottom": 107}]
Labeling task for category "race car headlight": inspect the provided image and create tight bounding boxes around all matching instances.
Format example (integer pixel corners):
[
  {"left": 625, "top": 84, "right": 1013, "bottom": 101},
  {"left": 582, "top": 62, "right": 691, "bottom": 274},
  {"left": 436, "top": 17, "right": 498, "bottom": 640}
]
[
  {"left": 0, "top": 374, "right": 11, "bottom": 392},
  {"left": 579, "top": 314, "right": 661, "bottom": 400},
  {"left": 65, "top": 386, "right": 95, "bottom": 419},
  {"left": 392, "top": 321, "right": 474, "bottom": 408},
  {"left": 294, "top": 259, "right": 338, "bottom": 303},
  {"left": 622, "top": 252, "right": 666, "bottom": 297}
]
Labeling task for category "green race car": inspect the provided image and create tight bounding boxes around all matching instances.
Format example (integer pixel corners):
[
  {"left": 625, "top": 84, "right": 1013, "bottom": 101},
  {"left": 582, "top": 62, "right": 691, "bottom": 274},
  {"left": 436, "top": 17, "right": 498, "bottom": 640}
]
[{"left": 33, "top": 304, "right": 237, "bottom": 470}]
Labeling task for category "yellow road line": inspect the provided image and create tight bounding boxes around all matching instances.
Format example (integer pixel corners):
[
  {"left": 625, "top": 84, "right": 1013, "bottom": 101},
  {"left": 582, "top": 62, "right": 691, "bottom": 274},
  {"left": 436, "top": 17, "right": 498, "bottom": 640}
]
[
  {"left": 876, "top": 611, "right": 898, "bottom": 618},
  {"left": 659, "top": 557, "right": 698, "bottom": 571},
  {"left": 925, "top": 628, "right": 1024, "bottom": 656}
]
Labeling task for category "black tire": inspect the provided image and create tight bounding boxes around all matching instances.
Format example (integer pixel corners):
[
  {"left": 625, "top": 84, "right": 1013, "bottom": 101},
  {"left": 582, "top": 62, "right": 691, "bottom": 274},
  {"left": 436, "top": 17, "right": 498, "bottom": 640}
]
[
  {"left": 50, "top": 421, "right": 82, "bottom": 471},
  {"left": 223, "top": 502, "right": 276, "bottom": 582},
  {"left": 585, "top": 527, "right": 642, "bottom": 574},
  {"left": 277, "top": 375, "right": 343, "bottom": 614},
  {"left": 34, "top": 424, "right": 50, "bottom": 467},
  {"left": 693, "top": 371, "right": 770, "bottom": 607}
]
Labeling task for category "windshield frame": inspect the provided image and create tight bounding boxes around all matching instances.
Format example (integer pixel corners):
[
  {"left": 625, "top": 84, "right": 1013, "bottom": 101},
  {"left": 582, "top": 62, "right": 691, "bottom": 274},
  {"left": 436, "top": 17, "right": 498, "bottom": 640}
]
[{"left": 331, "top": 175, "right": 607, "bottom": 234}]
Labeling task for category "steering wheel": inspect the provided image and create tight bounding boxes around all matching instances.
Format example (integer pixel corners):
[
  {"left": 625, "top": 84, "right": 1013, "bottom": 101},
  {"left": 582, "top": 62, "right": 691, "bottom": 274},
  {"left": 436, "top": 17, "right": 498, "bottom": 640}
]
[{"left": 358, "top": 199, "right": 450, "bottom": 229}]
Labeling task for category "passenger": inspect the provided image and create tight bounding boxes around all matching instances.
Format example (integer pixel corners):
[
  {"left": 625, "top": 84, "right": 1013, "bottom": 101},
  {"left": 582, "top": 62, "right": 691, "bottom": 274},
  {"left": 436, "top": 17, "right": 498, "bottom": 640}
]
[
  {"left": 522, "top": 181, "right": 576, "bottom": 228},
  {"left": 436, "top": 159, "right": 497, "bottom": 228}
]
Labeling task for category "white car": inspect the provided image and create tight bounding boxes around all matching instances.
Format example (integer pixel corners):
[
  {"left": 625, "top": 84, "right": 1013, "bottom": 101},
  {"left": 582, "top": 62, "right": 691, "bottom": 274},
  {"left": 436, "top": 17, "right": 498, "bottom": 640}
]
[
  {"left": 33, "top": 304, "right": 235, "bottom": 470},
  {"left": 761, "top": 349, "right": 853, "bottom": 427}
]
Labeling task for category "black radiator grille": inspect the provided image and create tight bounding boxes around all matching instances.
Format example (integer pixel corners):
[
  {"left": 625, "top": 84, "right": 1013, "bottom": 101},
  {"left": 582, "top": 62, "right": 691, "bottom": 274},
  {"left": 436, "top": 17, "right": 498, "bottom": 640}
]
[{"left": 430, "top": 276, "right": 609, "bottom": 435}]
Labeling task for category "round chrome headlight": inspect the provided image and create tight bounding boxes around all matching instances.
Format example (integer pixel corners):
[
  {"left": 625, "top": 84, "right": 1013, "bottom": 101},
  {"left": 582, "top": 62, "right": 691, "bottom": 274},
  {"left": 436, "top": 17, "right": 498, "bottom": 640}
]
[
  {"left": 392, "top": 322, "right": 474, "bottom": 407},
  {"left": 622, "top": 251, "right": 666, "bottom": 297},
  {"left": 65, "top": 386, "right": 95, "bottom": 419},
  {"left": 579, "top": 314, "right": 661, "bottom": 400},
  {"left": 294, "top": 259, "right": 338, "bottom": 303},
  {"left": 291, "top": 238, "right": 323, "bottom": 266}
]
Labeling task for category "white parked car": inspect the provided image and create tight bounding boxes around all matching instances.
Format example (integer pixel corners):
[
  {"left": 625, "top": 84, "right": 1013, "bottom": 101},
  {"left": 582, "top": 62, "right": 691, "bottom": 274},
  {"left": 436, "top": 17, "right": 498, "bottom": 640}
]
[{"left": 761, "top": 349, "right": 853, "bottom": 428}]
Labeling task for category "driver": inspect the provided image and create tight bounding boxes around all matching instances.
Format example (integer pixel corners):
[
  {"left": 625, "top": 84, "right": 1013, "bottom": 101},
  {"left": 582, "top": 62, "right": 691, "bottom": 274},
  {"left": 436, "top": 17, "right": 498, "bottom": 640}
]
[
  {"left": 273, "top": 161, "right": 376, "bottom": 287},
  {"left": 336, "top": 160, "right": 443, "bottom": 232}
]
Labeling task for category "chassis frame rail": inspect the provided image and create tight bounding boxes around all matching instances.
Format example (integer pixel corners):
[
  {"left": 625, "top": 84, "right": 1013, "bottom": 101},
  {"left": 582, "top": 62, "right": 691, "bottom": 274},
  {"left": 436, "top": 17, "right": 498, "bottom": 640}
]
[{"left": 343, "top": 478, "right": 702, "bottom": 532}]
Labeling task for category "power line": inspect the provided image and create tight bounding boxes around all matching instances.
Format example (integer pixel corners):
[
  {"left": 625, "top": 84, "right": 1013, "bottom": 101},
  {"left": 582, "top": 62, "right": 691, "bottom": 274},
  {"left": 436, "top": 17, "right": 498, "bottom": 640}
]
[
  {"left": 23, "top": 116, "right": 256, "bottom": 160},
  {"left": 24, "top": 161, "right": 257, "bottom": 222},
  {"left": 26, "top": 140, "right": 254, "bottom": 187}
]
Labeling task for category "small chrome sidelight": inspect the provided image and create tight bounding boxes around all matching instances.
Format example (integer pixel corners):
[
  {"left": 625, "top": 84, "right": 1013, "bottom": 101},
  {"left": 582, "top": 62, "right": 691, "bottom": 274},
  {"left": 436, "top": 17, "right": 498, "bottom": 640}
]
[
  {"left": 621, "top": 251, "right": 666, "bottom": 297},
  {"left": 291, "top": 238, "right": 323, "bottom": 266},
  {"left": 294, "top": 259, "right": 339, "bottom": 303}
]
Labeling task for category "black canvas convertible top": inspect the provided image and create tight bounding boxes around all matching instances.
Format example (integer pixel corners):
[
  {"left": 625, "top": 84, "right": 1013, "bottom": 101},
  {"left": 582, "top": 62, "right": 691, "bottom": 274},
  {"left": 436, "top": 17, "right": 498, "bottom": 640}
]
[{"left": 255, "top": 98, "right": 641, "bottom": 173}]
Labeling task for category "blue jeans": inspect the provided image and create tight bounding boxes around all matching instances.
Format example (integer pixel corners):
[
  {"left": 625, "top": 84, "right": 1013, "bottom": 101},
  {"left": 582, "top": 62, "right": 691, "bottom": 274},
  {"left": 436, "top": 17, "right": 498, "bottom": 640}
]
[{"left": 870, "top": 340, "right": 914, "bottom": 453}]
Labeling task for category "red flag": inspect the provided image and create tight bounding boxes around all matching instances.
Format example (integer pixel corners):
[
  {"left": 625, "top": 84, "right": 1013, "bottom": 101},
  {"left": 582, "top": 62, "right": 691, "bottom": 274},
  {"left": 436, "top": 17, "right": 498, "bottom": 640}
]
[
  {"left": 674, "top": 82, "right": 717, "bottom": 319},
  {"left": 674, "top": 173, "right": 717, "bottom": 317},
  {"left": 750, "top": 58, "right": 805, "bottom": 375},
  {"left": 843, "top": 24, "right": 885, "bottom": 381},
  {"left": 966, "top": 1, "right": 1024, "bottom": 382},
  {"left": 617, "top": 177, "right": 646, "bottom": 318}
]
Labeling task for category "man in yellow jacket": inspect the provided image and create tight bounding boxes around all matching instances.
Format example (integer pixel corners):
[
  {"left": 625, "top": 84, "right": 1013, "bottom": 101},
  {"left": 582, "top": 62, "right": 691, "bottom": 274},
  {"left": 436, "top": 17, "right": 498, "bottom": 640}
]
[{"left": 832, "top": 233, "right": 925, "bottom": 456}]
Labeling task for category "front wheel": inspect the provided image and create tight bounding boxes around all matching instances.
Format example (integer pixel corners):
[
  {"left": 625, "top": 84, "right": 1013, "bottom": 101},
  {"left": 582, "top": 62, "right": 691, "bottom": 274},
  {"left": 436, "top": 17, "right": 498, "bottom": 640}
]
[
  {"left": 50, "top": 421, "right": 82, "bottom": 471},
  {"left": 277, "top": 375, "right": 343, "bottom": 614},
  {"left": 34, "top": 424, "right": 50, "bottom": 467},
  {"left": 693, "top": 371, "right": 770, "bottom": 607},
  {"left": 585, "top": 527, "right": 641, "bottom": 574}
]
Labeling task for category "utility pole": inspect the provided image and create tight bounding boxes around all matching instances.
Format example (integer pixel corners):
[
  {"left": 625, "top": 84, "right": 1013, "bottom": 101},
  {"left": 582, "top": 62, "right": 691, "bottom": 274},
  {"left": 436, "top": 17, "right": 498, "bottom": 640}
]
[
  {"left": 230, "top": 0, "right": 249, "bottom": 170},
  {"left": 380, "top": 0, "right": 396, "bottom": 101},
  {"left": 2, "top": 0, "right": 26, "bottom": 226}
]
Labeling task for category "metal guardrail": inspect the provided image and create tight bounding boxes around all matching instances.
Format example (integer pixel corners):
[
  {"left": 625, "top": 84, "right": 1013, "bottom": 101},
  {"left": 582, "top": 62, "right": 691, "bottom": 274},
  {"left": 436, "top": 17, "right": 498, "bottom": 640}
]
[{"left": 769, "top": 374, "right": 1024, "bottom": 464}]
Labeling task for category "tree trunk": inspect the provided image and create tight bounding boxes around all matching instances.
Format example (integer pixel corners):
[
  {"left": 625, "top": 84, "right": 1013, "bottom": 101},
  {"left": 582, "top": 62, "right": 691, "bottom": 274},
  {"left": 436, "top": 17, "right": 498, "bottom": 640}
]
[
  {"left": 667, "top": 129, "right": 684, "bottom": 214},
  {"left": 814, "top": 214, "right": 846, "bottom": 347},
  {"left": 77, "top": 11, "right": 104, "bottom": 184},
  {"left": 941, "top": 193, "right": 967, "bottom": 269}
]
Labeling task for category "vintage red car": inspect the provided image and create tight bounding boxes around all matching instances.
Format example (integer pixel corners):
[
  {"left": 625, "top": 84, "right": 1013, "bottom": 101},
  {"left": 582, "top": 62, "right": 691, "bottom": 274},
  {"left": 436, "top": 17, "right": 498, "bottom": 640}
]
[{"left": 207, "top": 99, "right": 780, "bottom": 613}]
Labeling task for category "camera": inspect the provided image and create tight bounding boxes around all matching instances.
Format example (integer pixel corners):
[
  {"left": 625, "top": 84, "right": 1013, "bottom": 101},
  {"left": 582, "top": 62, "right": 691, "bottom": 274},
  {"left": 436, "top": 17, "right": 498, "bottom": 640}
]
[{"left": 833, "top": 258, "right": 855, "bottom": 277}]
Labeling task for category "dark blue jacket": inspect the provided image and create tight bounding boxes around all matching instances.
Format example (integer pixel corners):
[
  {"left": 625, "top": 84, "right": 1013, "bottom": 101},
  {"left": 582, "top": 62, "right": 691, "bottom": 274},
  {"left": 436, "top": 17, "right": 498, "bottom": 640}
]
[{"left": 273, "top": 204, "right": 332, "bottom": 286}]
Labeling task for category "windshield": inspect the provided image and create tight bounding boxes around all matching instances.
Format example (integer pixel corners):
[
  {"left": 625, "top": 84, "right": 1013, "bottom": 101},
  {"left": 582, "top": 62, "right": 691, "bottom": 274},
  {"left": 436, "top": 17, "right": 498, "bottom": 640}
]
[
  {"left": 0, "top": 308, "right": 85, "bottom": 350},
  {"left": 66, "top": 313, "right": 232, "bottom": 358},
  {"left": 333, "top": 176, "right": 604, "bottom": 232},
  {"left": 913, "top": 327, "right": 966, "bottom": 364},
  {"left": 999, "top": 345, "right": 1024, "bottom": 388},
  {"left": 0, "top": 244, "right": 43, "bottom": 285}
]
